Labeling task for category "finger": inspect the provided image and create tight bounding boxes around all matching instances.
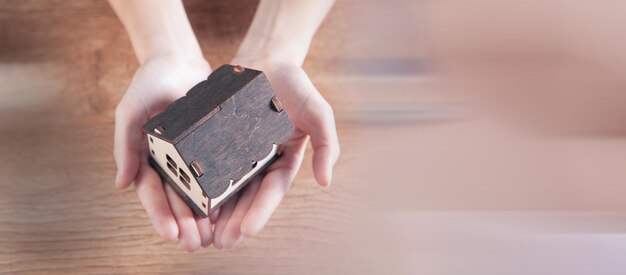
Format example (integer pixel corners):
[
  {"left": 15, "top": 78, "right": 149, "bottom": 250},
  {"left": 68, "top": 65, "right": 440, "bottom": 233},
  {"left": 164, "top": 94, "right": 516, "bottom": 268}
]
[
  {"left": 240, "top": 134, "right": 308, "bottom": 237},
  {"left": 164, "top": 184, "right": 201, "bottom": 252},
  {"left": 219, "top": 177, "right": 262, "bottom": 249},
  {"left": 303, "top": 95, "right": 340, "bottom": 187},
  {"left": 195, "top": 215, "right": 213, "bottom": 248},
  {"left": 134, "top": 164, "right": 178, "bottom": 241},
  {"left": 209, "top": 208, "right": 221, "bottom": 223},
  {"left": 114, "top": 102, "right": 145, "bottom": 189},
  {"left": 212, "top": 195, "right": 238, "bottom": 250},
  {"left": 266, "top": 66, "right": 340, "bottom": 187}
]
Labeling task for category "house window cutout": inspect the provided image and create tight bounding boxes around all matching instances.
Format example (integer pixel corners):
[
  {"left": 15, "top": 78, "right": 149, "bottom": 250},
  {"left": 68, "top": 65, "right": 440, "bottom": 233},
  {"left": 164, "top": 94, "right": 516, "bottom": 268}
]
[
  {"left": 179, "top": 168, "right": 191, "bottom": 190},
  {"left": 166, "top": 154, "right": 177, "bottom": 169},
  {"left": 179, "top": 175, "right": 191, "bottom": 190},
  {"left": 167, "top": 162, "right": 177, "bottom": 176}
]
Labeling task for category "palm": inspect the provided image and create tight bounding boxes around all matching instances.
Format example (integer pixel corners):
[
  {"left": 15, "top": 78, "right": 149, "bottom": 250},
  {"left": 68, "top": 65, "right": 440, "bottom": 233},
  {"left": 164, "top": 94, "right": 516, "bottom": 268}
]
[{"left": 212, "top": 63, "right": 339, "bottom": 249}]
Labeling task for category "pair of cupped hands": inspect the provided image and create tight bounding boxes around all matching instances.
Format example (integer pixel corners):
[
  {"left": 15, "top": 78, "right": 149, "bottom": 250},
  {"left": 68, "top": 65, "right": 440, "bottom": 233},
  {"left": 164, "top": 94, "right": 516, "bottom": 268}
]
[{"left": 114, "top": 55, "right": 339, "bottom": 251}]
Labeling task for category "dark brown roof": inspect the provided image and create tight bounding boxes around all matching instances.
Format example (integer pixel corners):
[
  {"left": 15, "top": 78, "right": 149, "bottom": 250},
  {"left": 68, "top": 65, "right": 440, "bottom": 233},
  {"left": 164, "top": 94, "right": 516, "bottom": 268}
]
[{"left": 143, "top": 64, "right": 263, "bottom": 144}]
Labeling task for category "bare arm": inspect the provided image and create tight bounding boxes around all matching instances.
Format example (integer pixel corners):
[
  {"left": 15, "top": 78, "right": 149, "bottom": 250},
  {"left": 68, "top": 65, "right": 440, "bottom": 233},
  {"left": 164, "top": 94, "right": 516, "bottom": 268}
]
[
  {"left": 234, "top": 0, "right": 335, "bottom": 66},
  {"left": 109, "top": 0, "right": 204, "bottom": 64}
]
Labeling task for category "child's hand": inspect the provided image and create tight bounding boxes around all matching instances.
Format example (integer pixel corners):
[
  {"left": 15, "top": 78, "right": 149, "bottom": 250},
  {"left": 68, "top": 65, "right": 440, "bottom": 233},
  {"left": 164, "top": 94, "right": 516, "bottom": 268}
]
[
  {"left": 114, "top": 55, "right": 214, "bottom": 251},
  {"left": 109, "top": 0, "right": 336, "bottom": 251},
  {"left": 212, "top": 61, "right": 340, "bottom": 249}
]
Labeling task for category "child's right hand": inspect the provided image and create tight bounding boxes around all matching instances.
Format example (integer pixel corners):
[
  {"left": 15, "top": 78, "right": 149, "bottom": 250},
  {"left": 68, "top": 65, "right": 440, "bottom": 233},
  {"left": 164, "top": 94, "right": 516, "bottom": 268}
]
[{"left": 113, "top": 55, "right": 214, "bottom": 251}]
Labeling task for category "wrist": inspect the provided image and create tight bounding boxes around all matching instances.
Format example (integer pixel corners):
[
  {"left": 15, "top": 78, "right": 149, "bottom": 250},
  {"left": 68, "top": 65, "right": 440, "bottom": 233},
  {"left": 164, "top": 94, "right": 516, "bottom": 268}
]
[
  {"left": 111, "top": 0, "right": 204, "bottom": 65},
  {"left": 234, "top": 28, "right": 313, "bottom": 69},
  {"left": 136, "top": 38, "right": 204, "bottom": 65},
  {"left": 233, "top": 41, "right": 309, "bottom": 70},
  {"left": 141, "top": 53, "right": 210, "bottom": 72},
  {"left": 132, "top": 24, "right": 206, "bottom": 66}
]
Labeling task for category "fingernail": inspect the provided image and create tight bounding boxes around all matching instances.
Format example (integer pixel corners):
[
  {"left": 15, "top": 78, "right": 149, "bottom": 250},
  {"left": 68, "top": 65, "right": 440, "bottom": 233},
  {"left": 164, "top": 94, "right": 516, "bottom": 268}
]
[
  {"left": 326, "top": 167, "right": 333, "bottom": 187},
  {"left": 201, "top": 237, "right": 212, "bottom": 248},
  {"left": 213, "top": 239, "right": 223, "bottom": 250}
]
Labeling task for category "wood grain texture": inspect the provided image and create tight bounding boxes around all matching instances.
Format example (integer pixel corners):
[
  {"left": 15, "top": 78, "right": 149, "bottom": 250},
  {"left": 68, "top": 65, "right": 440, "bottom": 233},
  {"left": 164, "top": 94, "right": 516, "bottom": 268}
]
[
  {"left": 0, "top": 0, "right": 362, "bottom": 274},
  {"left": 143, "top": 65, "right": 265, "bottom": 144},
  {"left": 175, "top": 69, "right": 293, "bottom": 199}
]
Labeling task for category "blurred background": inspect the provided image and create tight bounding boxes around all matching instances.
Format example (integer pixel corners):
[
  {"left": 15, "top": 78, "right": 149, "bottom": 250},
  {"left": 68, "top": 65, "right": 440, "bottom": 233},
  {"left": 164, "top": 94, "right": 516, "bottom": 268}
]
[{"left": 1, "top": 0, "right": 626, "bottom": 274}]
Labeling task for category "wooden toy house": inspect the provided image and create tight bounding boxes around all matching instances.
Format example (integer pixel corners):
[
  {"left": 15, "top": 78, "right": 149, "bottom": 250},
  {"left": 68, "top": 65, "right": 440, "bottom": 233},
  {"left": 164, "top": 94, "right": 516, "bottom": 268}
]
[{"left": 143, "top": 65, "right": 293, "bottom": 217}]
